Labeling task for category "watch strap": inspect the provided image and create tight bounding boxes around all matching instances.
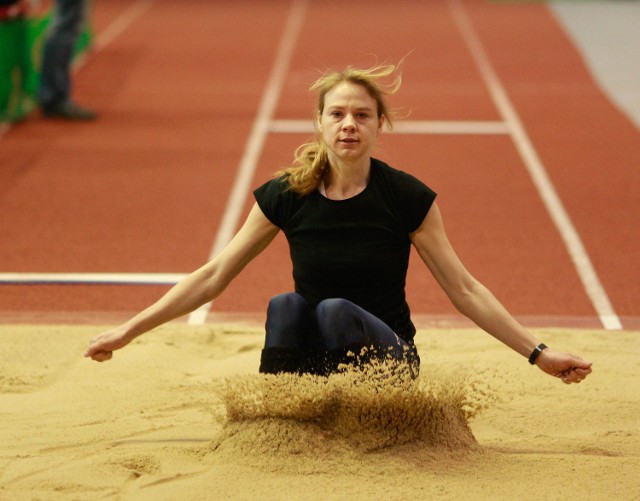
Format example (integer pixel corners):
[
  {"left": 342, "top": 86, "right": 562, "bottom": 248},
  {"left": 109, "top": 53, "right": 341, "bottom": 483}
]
[{"left": 528, "top": 343, "right": 548, "bottom": 365}]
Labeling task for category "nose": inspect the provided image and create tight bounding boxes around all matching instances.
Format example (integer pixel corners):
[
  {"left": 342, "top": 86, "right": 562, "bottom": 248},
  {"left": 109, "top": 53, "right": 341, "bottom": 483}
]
[{"left": 342, "top": 113, "right": 356, "bottom": 131}]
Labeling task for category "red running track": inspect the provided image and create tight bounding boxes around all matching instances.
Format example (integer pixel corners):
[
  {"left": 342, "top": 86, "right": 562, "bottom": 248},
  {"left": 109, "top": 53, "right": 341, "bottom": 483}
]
[{"left": 0, "top": 0, "right": 638, "bottom": 329}]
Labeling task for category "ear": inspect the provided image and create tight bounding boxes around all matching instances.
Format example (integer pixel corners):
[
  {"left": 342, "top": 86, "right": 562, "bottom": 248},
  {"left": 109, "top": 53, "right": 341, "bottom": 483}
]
[
  {"left": 316, "top": 112, "right": 323, "bottom": 132},
  {"left": 378, "top": 116, "right": 385, "bottom": 132}
]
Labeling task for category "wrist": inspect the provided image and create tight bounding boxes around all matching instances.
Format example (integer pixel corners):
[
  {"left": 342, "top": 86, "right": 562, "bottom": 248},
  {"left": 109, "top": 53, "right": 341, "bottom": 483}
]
[
  {"left": 528, "top": 343, "right": 548, "bottom": 365},
  {"left": 119, "top": 321, "right": 145, "bottom": 343}
]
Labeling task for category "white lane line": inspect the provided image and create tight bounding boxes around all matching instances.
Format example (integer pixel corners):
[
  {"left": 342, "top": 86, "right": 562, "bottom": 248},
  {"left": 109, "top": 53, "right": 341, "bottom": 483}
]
[
  {"left": 72, "top": 0, "right": 157, "bottom": 70},
  {"left": 0, "top": 273, "right": 185, "bottom": 285},
  {"left": 187, "top": 0, "right": 308, "bottom": 325},
  {"left": 449, "top": 0, "right": 622, "bottom": 330},
  {"left": 92, "top": 0, "right": 157, "bottom": 52},
  {"left": 269, "top": 119, "right": 510, "bottom": 135}
]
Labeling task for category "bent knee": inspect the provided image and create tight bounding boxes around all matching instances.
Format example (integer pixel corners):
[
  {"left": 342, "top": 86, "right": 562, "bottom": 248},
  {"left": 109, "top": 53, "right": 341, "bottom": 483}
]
[
  {"left": 315, "top": 298, "right": 358, "bottom": 319},
  {"left": 267, "top": 292, "right": 307, "bottom": 312}
]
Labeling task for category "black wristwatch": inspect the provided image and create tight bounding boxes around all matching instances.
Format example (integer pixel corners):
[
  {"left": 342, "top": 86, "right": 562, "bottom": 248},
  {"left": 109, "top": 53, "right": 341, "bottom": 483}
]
[{"left": 528, "top": 343, "right": 548, "bottom": 365}]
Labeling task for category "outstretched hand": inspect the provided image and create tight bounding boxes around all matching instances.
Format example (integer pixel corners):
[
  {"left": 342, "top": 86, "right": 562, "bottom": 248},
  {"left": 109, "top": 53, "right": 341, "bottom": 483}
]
[
  {"left": 535, "top": 349, "right": 592, "bottom": 384},
  {"left": 84, "top": 328, "right": 132, "bottom": 362}
]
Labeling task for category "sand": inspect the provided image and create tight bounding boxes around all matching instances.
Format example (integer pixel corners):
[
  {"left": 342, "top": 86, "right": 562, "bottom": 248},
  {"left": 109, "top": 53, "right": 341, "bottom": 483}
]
[{"left": 0, "top": 323, "right": 638, "bottom": 500}]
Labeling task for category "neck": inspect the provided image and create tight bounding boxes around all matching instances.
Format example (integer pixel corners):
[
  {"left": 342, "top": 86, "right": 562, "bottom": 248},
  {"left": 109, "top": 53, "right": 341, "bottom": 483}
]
[{"left": 322, "top": 156, "right": 371, "bottom": 200}]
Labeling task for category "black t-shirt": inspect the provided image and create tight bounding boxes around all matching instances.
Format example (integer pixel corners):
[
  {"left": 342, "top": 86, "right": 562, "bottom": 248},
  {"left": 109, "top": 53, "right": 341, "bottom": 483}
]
[{"left": 253, "top": 158, "right": 437, "bottom": 342}]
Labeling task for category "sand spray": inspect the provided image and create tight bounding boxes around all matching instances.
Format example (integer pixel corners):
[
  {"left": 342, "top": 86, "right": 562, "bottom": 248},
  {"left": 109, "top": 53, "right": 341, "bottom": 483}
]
[{"left": 206, "top": 358, "right": 502, "bottom": 467}]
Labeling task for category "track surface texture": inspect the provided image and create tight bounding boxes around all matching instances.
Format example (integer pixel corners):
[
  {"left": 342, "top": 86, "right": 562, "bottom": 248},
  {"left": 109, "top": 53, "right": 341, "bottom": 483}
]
[{"left": 0, "top": 0, "right": 638, "bottom": 330}]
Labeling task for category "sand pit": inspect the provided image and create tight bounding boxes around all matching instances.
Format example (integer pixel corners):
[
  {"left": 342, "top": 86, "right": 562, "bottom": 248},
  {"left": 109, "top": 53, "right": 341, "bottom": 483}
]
[{"left": 0, "top": 323, "right": 638, "bottom": 500}]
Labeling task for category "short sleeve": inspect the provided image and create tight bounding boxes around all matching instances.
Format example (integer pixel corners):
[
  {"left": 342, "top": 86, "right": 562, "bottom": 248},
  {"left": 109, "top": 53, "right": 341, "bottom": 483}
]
[
  {"left": 253, "top": 177, "right": 303, "bottom": 229},
  {"left": 405, "top": 178, "right": 437, "bottom": 232},
  {"left": 390, "top": 168, "right": 437, "bottom": 233}
]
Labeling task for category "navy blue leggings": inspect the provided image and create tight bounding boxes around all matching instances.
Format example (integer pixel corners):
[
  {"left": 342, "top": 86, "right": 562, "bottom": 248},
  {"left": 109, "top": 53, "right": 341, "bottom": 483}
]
[{"left": 264, "top": 292, "right": 412, "bottom": 361}]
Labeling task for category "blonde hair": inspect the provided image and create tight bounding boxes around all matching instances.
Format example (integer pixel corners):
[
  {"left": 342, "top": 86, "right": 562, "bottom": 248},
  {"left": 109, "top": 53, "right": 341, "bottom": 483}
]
[{"left": 276, "top": 62, "right": 403, "bottom": 195}]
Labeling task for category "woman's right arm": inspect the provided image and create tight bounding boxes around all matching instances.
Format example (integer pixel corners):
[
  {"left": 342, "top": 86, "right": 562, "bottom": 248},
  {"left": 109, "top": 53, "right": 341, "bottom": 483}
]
[{"left": 84, "top": 203, "right": 280, "bottom": 362}]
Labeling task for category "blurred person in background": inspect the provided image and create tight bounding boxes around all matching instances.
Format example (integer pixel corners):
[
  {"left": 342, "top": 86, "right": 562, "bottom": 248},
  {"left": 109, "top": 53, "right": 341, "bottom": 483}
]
[{"left": 38, "top": 0, "right": 96, "bottom": 120}]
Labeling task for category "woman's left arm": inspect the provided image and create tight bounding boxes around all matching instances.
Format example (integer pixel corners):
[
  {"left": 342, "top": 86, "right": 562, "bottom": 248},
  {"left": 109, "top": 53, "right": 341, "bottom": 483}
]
[{"left": 410, "top": 202, "right": 592, "bottom": 384}]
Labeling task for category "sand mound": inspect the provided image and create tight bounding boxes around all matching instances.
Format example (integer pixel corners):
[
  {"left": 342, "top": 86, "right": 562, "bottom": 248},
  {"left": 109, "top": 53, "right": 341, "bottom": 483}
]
[{"left": 208, "top": 362, "right": 494, "bottom": 469}]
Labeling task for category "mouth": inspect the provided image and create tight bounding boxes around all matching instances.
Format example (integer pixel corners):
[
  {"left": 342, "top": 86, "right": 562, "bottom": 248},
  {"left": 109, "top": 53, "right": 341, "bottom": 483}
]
[{"left": 339, "top": 138, "right": 359, "bottom": 143}]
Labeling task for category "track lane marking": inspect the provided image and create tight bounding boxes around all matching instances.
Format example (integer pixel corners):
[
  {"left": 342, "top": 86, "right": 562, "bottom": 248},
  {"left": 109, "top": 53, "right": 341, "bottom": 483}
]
[
  {"left": 449, "top": 0, "right": 622, "bottom": 330},
  {"left": 91, "top": 0, "right": 157, "bottom": 53},
  {"left": 0, "top": 273, "right": 185, "bottom": 285},
  {"left": 187, "top": 0, "right": 309, "bottom": 325}
]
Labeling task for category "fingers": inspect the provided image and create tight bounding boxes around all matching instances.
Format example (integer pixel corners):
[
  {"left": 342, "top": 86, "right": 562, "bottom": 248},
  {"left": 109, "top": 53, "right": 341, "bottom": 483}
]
[
  {"left": 88, "top": 350, "right": 113, "bottom": 362},
  {"left": 84, "top": 337, "right": 113, "bottom": 361},
  {"left": 558, "top": 366, "right": 592, "bottom": 384},
  {"left": 84, "top": 330, "right": 126, "bottom": 362},
  {"left": 540, "top": 350, "right": 593, "bottom": 384},
  {"left": 571, "top": 356, "right": 593, "bottom": 370},
  {"left": 84, "top": 341, "right": 106, "bottom": 359}
]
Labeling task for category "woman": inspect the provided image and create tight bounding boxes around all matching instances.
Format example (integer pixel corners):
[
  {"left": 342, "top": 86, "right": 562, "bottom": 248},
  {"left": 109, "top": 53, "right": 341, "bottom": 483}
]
[{"left": 85, "top": 63, "right": 592, "bottom": 384}]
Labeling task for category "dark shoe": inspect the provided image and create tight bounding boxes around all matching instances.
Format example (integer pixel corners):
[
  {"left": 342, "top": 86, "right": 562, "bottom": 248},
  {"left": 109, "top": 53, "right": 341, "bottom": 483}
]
[{"left": 42, "top": 102, "right": 97, "bottom": 121}]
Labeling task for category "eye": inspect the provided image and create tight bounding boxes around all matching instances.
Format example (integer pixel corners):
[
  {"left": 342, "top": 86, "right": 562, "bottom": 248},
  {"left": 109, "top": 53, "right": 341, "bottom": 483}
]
[
  {"left": 330, "top": 111, "right": 343, "bottom": 118},
  {"left": 357, "top": 112, "right": 370, "bottom": 119}
]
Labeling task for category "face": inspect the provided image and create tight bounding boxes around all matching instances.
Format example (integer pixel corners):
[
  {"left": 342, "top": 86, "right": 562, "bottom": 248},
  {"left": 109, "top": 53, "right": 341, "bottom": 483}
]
[{"left": 318, "top": 82, "right": 384, "bottom": 165}]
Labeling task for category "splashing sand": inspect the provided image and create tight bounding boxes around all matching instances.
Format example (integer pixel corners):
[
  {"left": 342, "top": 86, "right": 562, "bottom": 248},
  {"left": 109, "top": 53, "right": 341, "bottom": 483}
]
[{"left": 209, "top": 361, "right": 496, "bottom": 466}]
